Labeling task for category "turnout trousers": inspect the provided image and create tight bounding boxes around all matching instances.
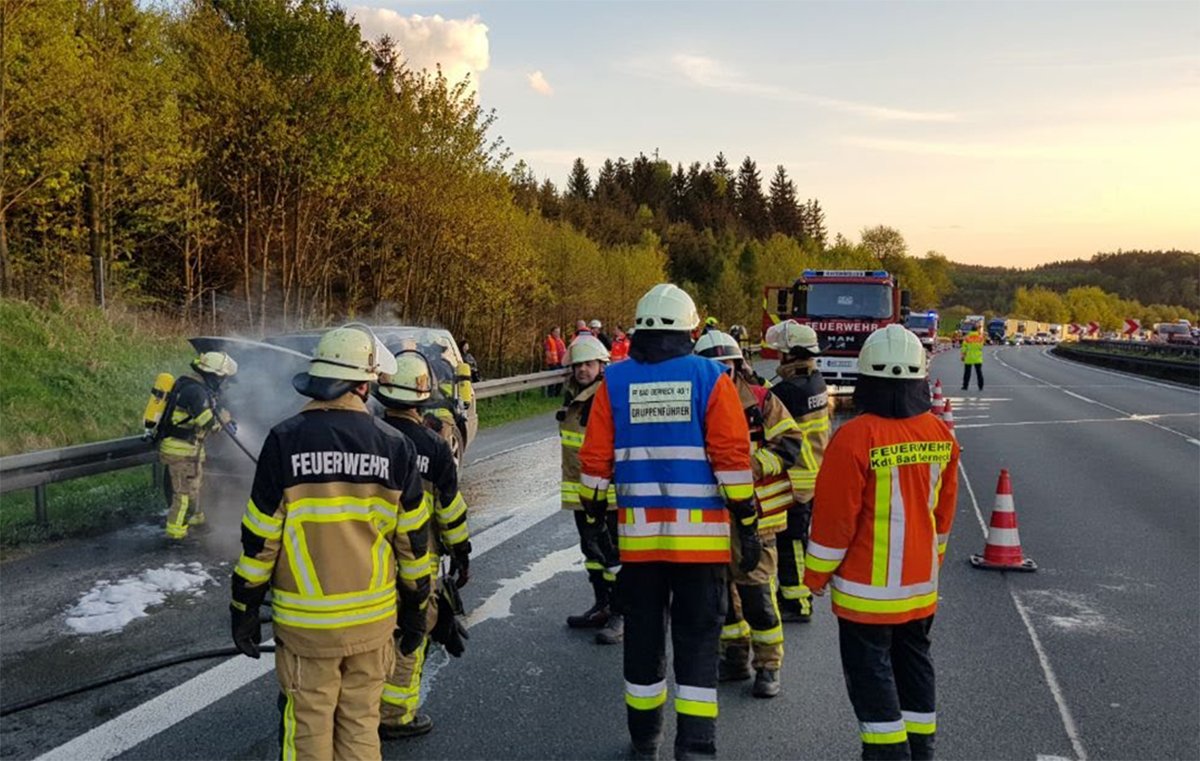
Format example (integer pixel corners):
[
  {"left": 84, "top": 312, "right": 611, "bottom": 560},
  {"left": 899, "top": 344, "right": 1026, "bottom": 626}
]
[
  {"left": 838, "top": 616, "right": 937, "bottom": 761},
  {"left": 381, "top": 580, "right": 439, "bottom": 728},
  {"left": 573, "top": 510, "right": 621, "bottom": 610},
  {"left": 276, "top": 638, "right": 395, "bottom": 761},
  {"left": 620, "top": 562, "right": 727, "bottom": 757},
  {"left": 961, "top": 364, "right": 983, "bottom": 391},
  {"left": 722, "top": 537, "right": 783, "bottom": 670},
  {"left": 777, "top": 500, "right": 813, "bottom": 614},
  {"left": 161, "top": 453, "right": 203, "bottom": 540}
]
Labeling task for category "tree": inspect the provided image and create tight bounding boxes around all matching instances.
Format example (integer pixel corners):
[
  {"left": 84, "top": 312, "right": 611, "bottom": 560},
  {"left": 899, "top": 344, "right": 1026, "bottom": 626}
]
[
  {"left": 860, "top": 225, "right": 908, "bottom": 270},
  {"left": 803, "top": 199, "right": 827, "bottom": 248},
  {"left": 767, "top": 165, "right": 803, "bottom": 240},
  {"left": 1012, "top": 286, "right": 1069, "bottom": 323},
  {"left": 566, "top": 157, "right": 591, "bottom": 201},
  {"left": 735, "top": 156, "right": 769, "bottom": 239}
]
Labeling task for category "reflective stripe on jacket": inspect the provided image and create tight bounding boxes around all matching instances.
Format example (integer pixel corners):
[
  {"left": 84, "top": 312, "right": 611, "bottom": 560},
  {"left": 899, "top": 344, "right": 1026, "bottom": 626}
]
[
  {"left": 559, "top": 380, "right": 615, "bottom": 510},
  {"left": 384, "top": 410, "right": 470, "bottom": 551},
  {"left": 158, "top": 375, "right": 221, "bottom": 458},
  {"left": 231, "top": 394, "right": 430, "bottom": 658},
  {"left": 739, "top": 377, "right": 802, "bottom": 534},
  {"left": 769, "top": 361, "right": 831, "bottom": 503},
  {"left": 578, "top": 354, "right": 753, "bottom": 564},
  {"left": 804, "top": 411, "right": 960, "bottom": 625},
  {"left": 961, "top": 334, "right": 984, "bottom": 365}
]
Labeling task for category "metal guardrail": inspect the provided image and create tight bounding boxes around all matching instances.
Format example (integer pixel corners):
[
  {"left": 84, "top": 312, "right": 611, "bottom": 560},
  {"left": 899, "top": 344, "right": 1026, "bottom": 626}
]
[
  {"left": 1052, "top": 343, "right": 1200, "bottom": 386},
  {"left": 0, "top": 369, "right": 571, "bottom": 522},
  {"left": 1081, "top": 339, "right": 1200, "bottom": 360}
]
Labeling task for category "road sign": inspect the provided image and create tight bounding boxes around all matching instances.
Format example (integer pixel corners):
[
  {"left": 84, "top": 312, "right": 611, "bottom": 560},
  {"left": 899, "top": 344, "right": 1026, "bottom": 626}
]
[
  {"left": 1068, "top": 323, "right": 1081, "bottom": 335},
  {"left": 1123, "top": 318, "right": 1140, "bottom": 335},
  {"left": 1087, "top": 321, "right": 1100, "bottom": 336}
]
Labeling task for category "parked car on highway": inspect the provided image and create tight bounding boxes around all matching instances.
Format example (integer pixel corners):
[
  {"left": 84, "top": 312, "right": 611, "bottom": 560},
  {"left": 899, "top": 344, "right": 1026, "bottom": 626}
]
[
  {"left": 1012, "top": 333, "right": 1026, "bottom": 346},
  {"left": 1034, "top": 331, "right": 1051, "bottom": 345}
]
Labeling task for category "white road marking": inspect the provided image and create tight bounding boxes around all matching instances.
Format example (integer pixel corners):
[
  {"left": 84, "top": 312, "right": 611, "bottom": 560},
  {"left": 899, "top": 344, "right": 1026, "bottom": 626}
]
[
  {"left": 992, "top": 351, "right": 1198, "bottom": 445},
  {"left": 956, "top": 413, "right": 1198, "bottom": 430},
  {"left": 1041, "top": 347, "right": 1200, "bottom": 393},
  {"left": 959, "top": 463, "right": 1088, "bottom": 761},
  {"left": 36, "top": 493, "right": 562, "bottom": 761}
]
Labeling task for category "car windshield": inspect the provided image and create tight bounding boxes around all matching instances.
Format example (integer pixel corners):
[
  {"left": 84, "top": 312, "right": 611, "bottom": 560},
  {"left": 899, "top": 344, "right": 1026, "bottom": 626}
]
[
  {"left": 1160, "top": 324, "right": 1189, "bottom": 334},
  {"left": 905, "top": 315, "right": 936, "bottom": 330},
  {"left": 805, "top": 283, "right": 892, "bottom": 319}
]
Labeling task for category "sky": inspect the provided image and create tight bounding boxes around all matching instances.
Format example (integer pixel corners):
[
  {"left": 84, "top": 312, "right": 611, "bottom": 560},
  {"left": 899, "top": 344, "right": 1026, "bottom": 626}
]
[{"left": 351, "top": 1, "right": 1199, "bottom": 267}]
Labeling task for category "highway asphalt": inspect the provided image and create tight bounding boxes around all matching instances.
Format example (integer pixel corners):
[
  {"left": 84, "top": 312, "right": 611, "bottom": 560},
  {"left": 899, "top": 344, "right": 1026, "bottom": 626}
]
[{"left": 1, "top": 346, "right": 1196, "bottom": 759}]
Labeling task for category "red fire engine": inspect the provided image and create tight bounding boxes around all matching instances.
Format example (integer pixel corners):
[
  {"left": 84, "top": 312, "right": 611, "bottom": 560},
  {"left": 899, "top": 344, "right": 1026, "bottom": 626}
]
[{"left": 762, "top": 269, "right": 910, "bottom": 387}]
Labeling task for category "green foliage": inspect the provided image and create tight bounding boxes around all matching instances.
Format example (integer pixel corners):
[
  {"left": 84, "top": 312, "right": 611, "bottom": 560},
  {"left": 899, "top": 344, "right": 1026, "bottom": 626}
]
[
  {"left": 1012, "top": 286, "right": 1069, "bottom": 323},
  {"left": 476, "top": 389, "right": 563, "bottom": 430},
  {"left": 0, "top": 468, "right": 161, "bottom": 549},
  {"left": 0, "top": 298, "right": 192, "bottom": 454}
]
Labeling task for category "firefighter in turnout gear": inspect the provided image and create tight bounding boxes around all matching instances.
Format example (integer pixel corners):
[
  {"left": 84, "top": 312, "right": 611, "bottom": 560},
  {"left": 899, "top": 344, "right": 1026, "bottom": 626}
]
[
  {"left": 578, "top": 284, "right": 757, "bottom": 760},
  {"left": 558, "top": 335, "right": 623, "bottom": 644},
  {"left": 159, "top": 351, "right": 238, "bottom": 540},
  {"left": 804, "top": 325, "right": 959, "bottom": 761},
  {"left": 763, "top": 320, "right": 831, "bottom": 623},
  {"left": 230, "top": 325, "right": 432, "bottom": 761},
  {"left": 695, "top": 330, "right": 803, "bottom": 700},
  {"left": 375, "top": 350, "right": 472, "bottom": 739}
]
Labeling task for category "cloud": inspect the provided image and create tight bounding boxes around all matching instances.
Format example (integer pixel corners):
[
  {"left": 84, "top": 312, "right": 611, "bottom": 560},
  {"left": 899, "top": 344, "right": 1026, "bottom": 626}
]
[
  {"left": 527, "top": 70, "right": 554, "bottom": 96},
  {"left": 649, "top": 53, "right": 958, "bottom": 123},
  {"left": 352, "top": 8, "right": 489, "bottom": 91}
]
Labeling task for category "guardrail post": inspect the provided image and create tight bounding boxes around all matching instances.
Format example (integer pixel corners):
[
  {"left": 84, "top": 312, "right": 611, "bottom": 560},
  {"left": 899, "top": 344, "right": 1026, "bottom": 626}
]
[{"left": 34, "top": 485, "right": 48, "bottom": 527}]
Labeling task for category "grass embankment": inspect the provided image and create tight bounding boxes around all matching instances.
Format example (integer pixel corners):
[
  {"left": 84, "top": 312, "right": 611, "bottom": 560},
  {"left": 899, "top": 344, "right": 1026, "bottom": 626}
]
[
  {"left": 0, "top": 299, "right": 193, "bottom": 548},
  {"left": 476, "top": 389, "right": 563, "bottom": 429}
]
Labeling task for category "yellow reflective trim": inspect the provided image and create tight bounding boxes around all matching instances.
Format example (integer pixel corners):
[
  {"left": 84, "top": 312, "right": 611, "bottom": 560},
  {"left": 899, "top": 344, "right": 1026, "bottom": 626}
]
[
  {"left": 441, "top": 522, "right": 470, "bottom": 545},
  {"left": 751, "top": 625, "right": 784, "bottom": 645},
  {"left": 797, "top": 417, "right": 830, "bottom": 432},
  {"left": 281, "top": 691, "right": 297, "bottom": 761},
  {"left": 272, "top": 586, "right": 396, "bottom": 612},
  {"left": 832, "top": 588, "right": 939, "bottom": 614},
  {"left": 230, "top": 599, "right": 247, "bottom": 612},
  {"left": 721, "top": 621, "right": 751, "bottom": 640},
  {"left": 560, "top": 430, "right": 585, "bottom": 448},
  {"left": 766, "top": 417, "right": 798, "bottom": 438},
  {"left": 872, "top": 468, "right": 890, "bottom": 587},
  {"left": 806, "top": 555, "right": 840, "bottom": 573},
  {"left": 271, "top": 599, "right": 397, "bottom": 629},
  {"left": 675, "top": 698, "right": 718, "bottom": 718},
  {"left": 759, "top": 512, "right": 788, "bottom": 531},
  {"left": 400, "top": 553, "right": 433, "bottom": 581},
  {"left": 396, "top": 502, "right": 429, "bottom": 533},
  {"left": 905, "top": 721, "right": 936, "bottom": 735},
  {"left": 618, "top": 535, "right": 729, "bottom": 552},
  {"left": 626, "top": 693, "right": 668, "bottom": 711},
  {"left": 862, "top": 730, "right": 908, "bottom": 745},
  {"left": 369, "top": 532, "right": 387, "bottom": 590},
  {"left": 437, "top": 493, "right": 467, "bottom": 524},
  {"left": 159, "top": 438, "right": 201, "bottom": 457},
  {"left": 290, "top": 495, "right": 398, "bottom": 519},
  {"left": 722, "top": 484, "right": 754, "bottom": 501},
  {"left": 234, "top": 554, "right": 272, "bottom": 583}
]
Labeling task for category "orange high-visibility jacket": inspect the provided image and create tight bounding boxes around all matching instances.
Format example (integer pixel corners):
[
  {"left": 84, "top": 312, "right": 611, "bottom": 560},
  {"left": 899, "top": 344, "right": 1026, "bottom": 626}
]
[{"left": 803, "top": 411, "right": 960, "bottom": 625}]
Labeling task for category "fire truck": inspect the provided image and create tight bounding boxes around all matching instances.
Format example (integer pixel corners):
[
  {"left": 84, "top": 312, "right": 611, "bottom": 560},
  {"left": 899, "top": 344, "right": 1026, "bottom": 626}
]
[{"left": 762, "top": 269, "right": 910, "bottom": 388}]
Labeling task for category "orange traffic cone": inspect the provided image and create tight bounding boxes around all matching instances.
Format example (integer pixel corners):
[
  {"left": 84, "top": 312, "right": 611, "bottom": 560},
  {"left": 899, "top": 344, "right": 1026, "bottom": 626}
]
[
  {"left": 931, "top": 379, "right": 944, "bottom": 408},
  {"left": 941, "top": 398, "right": 954, "bottom": 430},
  {"left": 970, "top": 469, "right": 1037, "bottom": 571}
]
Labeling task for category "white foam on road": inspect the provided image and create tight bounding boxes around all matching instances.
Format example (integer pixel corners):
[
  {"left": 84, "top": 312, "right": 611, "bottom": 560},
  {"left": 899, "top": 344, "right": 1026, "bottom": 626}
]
[
  {"left": 37, "top": 493, "right": 562, "bottom": 761},
  {"left": 465, "top": 546, "right": 581, "bottom": 627},
  {"left": 1018, "top": 590, "right": 1129, "bottom": 636},
  {"left": 959, "top": 463, "right": 1089, "bottom": 761},
  {"left": 64, "top": 563, "right": 213, "bottom": 636}
]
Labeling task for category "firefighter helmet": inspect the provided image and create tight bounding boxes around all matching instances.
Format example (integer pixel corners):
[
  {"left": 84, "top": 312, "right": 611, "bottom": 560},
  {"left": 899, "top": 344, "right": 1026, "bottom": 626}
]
[
  {"left": 635, "top": 284, "right": 700, "bottom": 331},
  {"left": 567, "top": 335, "right": 609, "bottom": 365},
  {"left": 192, "top": 351, "right": 238, "bottom": 378},
  {"left": 308, "top": 324, "right": 395, "bottom": 381},
  {"left": 694, "top": 330, "right": 743, "bottom": 360},
  {"left": 376, "top": 351, "right": 434, "bottom": 406},
  {"left": 765, "top": 320, "right": 821, "bottom": 355},
  {"left": 858, "top": 325, "right": 926, "bottom": 379}
]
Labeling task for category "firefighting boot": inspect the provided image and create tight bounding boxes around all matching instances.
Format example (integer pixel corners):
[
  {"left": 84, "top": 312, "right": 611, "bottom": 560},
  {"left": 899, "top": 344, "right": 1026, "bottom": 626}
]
[
  {"left": 718, "top": 644, "right": 752, "bottom": 682},
  {"left": 595, "top": 613, "right": 624, "bottom": 645},
  {"left": 379, "top": 712, "right": 433, "bottom": 739},
  {"left": 752, "top": 668, "right": 781, "bottom": 698},
  {"left": 567, "top": 582, "right": 610, "bottom": 629}
]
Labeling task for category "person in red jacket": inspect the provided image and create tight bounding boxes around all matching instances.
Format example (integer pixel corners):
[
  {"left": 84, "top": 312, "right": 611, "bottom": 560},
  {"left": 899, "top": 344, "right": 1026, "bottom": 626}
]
[
  {"left": 610, "top": 326, "right": 631, "bottom": 362},
  {"left": 804, "top": 325, "right": 959, "bottom": 761},
  {"left": 545, "top": 326, "right": 567, "bottom": 396}
]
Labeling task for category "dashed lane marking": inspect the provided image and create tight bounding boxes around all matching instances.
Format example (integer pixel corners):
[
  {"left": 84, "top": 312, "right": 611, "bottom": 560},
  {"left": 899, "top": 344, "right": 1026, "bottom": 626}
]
[
  {"left": 36, "top": 493, "right": 562, "bottom": 761},
  {"left": 959, "top": 462, "right": 1088, "bottom": 761},
  {"left": 992, "top": 350, "right": 1199, "bottom": 445},
  {"left": 1040, "top": 347, "right": 1200, "bottom": 393}
]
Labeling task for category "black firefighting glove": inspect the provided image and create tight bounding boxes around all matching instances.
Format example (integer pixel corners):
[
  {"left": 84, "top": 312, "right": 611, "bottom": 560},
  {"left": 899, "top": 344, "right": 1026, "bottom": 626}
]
[
  {"left": 432, "top": 591, "right": 470, "bottom": 657},
  {"left": 230, "top": 603, "right": 261, "bottom": 659},
  {"left": 450, "top": 542, "right": 472, "bottom": 589},
  {"left": 728, "top": 500, "right": 763, "bottom": 574},
  {"left": 398, "top": 604, "right": 427, "bottom": 656}
]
